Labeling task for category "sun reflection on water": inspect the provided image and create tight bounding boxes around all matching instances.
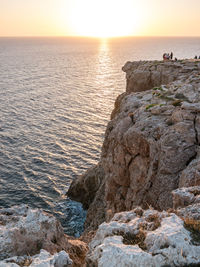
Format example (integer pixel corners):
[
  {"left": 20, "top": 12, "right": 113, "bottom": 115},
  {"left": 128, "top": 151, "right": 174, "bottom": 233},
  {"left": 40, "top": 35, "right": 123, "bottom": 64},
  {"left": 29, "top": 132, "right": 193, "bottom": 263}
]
[{"left": 96, "top": 39, "right": 113, "bottom": 88}]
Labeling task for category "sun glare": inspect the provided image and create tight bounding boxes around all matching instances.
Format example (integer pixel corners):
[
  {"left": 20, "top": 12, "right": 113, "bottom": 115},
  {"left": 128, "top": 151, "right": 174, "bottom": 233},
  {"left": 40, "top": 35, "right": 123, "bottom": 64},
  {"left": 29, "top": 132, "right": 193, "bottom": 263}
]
[{"left": 61, "top": 0, "right": 143, "bottom": 38}]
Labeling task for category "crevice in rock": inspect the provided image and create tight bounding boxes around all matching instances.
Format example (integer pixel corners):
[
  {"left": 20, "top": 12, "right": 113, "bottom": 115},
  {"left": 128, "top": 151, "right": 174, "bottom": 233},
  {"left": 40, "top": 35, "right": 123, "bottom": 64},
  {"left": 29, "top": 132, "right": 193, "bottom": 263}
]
[
  {"left": 127, "top": 153, "right": 139, "bottom": 169},
  {"left": 194, "top": 114, "right": 199, "bottom": 145},
  {"left": 185, "top": 152, "right": 197, "bottom": 167}
]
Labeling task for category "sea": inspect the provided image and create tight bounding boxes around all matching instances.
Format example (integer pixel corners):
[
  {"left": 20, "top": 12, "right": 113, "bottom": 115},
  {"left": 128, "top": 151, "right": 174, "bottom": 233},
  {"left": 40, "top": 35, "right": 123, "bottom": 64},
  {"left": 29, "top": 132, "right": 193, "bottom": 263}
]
[{"left": 0, "top": 37, "right": 200, "bottom": 236}]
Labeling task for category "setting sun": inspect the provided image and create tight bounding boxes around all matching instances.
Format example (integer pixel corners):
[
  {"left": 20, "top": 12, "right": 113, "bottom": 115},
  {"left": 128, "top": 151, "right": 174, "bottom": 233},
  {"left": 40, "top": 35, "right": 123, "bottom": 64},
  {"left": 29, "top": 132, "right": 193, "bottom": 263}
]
[{"left": 61, "top": 0, "right": 144, "bottom": 37}]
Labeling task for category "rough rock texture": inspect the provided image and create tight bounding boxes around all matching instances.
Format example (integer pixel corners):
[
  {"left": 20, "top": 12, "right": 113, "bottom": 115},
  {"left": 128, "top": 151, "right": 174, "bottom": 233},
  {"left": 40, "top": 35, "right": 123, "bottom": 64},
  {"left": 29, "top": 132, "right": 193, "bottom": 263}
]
[
  {"left": 68, "top": 60, "right": 200, "bottom": 230},
  {"left": 123, "top": 60, "right": 200, "bottom": 93},
  {"left": 172, "top": 186, "right": 200, "bottom": 224},
  {"left": 86, "top": 208, "right": 200, "bottom": 267},
  {"left": 66, "top": 239, "right": 88, "bottom": 267},
  {"left": 172, "top": 186, "right": 200, "bottom": 209},
  {"left": 67, "top": 164, "right": 106, "bottom": 232},
  {"left": 0, "top": 205, "right": 69, "bottom": 260},
  {"left": 67, "top": 164, "right": 104, "bottom": 210},
  {"left": 0, "top": 205, "right": 88, "bottom": 267},
  {"left": 179, "top": 156, "right": 200, "bottom": 187},
  {"left": 0, "top": 249, "right": 73, "bottom": 267}
]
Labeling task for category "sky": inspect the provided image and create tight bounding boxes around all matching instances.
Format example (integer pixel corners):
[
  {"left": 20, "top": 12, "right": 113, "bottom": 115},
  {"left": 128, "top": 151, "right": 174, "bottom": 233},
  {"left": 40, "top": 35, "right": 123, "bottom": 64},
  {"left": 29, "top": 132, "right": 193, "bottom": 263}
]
[{"left": 1, "top": 0, "right": 200, "bottom": 37}]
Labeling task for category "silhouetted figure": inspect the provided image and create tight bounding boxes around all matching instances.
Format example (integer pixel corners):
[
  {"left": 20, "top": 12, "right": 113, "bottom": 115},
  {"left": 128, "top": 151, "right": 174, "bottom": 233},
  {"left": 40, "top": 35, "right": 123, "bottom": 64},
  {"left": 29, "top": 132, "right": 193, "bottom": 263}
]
[
  {"left": 194, "top": 55, "right": 197, "bottom": 59},
  {"left": 163, "top": 53, "right": 170, "bottom": 60},
  {"left": 163, "top": 53, "right": 166, "bottom": 60},
  {"left": 170, "top": 52, "right": 173, "bottom": 60},
  {"left": 174, "top": 57, "right": 178, "bottom": 61}
]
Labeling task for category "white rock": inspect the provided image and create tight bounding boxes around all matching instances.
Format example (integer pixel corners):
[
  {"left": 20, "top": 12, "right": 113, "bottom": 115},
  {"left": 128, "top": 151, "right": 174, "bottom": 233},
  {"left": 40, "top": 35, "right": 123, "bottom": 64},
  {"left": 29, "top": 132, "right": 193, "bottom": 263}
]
[
  {"left": 87, "top": 208, "right": 200, "bottom": 267},
  {"left": 0, "top": 250, "right": 73, "bottom": 267},
  {"left": 0, "top": 205, "right": 68, "bottom": 260},
  {"left": 181, "top": 102, "right": 200, "bottom": 112}
]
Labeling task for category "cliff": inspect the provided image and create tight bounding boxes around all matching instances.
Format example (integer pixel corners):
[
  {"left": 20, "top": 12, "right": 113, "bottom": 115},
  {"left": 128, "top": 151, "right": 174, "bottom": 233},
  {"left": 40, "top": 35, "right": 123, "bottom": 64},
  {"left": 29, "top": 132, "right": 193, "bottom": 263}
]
[
  {"left": 1, "top": 60, "right": 200, "bottom": 266},
  {"left": 68, "top": 59, "right": 200, "bottom": 266},
  {"left": 68, "top": 59, "right": 200, "bottom": 231}
]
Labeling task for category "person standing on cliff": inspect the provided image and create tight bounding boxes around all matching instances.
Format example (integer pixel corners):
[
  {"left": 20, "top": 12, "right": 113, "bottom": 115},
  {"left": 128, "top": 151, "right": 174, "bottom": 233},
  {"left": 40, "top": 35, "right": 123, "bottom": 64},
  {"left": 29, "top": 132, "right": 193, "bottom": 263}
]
[{"left": 170, "top": 52, "right": 173, "bottom": 60}]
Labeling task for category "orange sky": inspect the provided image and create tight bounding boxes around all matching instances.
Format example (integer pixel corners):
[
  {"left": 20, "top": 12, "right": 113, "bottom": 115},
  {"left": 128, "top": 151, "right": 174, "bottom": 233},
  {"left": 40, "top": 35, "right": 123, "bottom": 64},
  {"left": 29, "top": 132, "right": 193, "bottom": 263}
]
[{"left": 1, "top": 0, "right": 200, "bottom": 37}]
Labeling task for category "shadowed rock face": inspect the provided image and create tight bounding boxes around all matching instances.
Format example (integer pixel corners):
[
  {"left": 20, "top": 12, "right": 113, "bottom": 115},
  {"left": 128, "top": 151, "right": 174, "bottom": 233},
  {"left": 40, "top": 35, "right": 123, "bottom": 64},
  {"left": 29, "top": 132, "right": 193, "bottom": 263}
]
[
  {"left": 67, "top": 164, "right": 104, "bottom": 210},
  {"left": 68, "top": 60, "right": 200, "bottom": 231},
  {"left": 67, "top": 164, "right": 106, "bottom": 232}
]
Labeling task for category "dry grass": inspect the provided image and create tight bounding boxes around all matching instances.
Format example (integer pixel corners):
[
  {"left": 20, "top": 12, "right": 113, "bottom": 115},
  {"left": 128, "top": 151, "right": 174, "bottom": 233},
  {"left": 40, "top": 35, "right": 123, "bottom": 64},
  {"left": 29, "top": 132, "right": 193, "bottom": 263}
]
[{"left": 184, "top": 218, "right": 200, "bottom": 246}]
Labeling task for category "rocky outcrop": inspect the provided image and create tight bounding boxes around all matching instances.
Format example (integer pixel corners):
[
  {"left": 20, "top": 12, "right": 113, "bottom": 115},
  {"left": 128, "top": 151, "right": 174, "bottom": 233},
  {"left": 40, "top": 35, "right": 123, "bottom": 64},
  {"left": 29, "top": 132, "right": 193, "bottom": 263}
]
[
  {"left": 86, "top": 207, "right": 200, "bottom": 267},
  {"left": 68, "top": 60, "right": 200, "bottom": 231},
  {"left": 0, "top": 204, "right": 68, "bottom": 259},
  {"left": 0, "top": 205, "right": 88, "bottom": 267},
  {"left": 123, "top": 60, "right": 200, "bottom": 93},
  {"left": 67, "top": 164, "right": 106, "bottom": 231},
  {"left": 172, "top": 186, "right": 200, "bottom": 209},
  {"left": 67, "top": 164, "right": 104, "bottom": 210},
  {"left": 0, "top": 249, "right": 72, "bottom": 267}
]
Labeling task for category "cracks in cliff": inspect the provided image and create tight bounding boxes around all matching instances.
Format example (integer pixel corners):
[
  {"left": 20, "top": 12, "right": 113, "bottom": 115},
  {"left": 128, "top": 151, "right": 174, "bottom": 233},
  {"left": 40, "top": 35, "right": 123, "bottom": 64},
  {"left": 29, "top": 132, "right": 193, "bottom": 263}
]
[
  {"left": 184, "top": 114, "right": 200, "bottom": 167},
  {"left": 127, "top": 153, "right": 140, "bottom": 169},
  {"left": 183, "top": 114, "right": 199, "bottom": 168},
  {"left": 185, "top": 152, "right": 197, "bottom": 167},
  {"left": 194, "top": 113, "right": 199, "bottom": 146}
]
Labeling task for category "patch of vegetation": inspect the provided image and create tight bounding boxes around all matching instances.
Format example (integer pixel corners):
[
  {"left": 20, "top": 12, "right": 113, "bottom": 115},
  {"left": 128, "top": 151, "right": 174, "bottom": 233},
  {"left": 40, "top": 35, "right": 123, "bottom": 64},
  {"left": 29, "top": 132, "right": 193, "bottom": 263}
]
[
  {"left": 145, "top": 213, "right": 161, "bottom": 231},
  {"left": 114, "top": 229, "right": 147, "bottom": 250},
  {"left": 153, "top": 86, "right": 164, "bottom": 91},
  {"left": 145, "top": 103, "right": 158, "bottom": 110},
  {"left": 8, "top": 258, "right": 32, "bottom": 267},
  {"left": 184, "top": 218, "right": 200, "bottom": 246},
  {"left": 123, "top": 230, "right": 147, "bottom": 250}
]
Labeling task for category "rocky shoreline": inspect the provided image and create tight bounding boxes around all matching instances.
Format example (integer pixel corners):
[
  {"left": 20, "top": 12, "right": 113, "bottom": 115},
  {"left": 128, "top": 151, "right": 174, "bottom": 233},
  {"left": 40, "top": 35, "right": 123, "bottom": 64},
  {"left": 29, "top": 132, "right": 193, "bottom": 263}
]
[{"left": 1, "top": 60, "right": 200, "bottom": 266}]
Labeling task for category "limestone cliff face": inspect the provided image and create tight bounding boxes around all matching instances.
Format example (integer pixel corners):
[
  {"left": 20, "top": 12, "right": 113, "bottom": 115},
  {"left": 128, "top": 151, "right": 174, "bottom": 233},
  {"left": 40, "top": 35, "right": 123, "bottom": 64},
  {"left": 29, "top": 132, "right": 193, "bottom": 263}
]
[{"left": 68, "top": 60, "right": 200, "bottom": 231}]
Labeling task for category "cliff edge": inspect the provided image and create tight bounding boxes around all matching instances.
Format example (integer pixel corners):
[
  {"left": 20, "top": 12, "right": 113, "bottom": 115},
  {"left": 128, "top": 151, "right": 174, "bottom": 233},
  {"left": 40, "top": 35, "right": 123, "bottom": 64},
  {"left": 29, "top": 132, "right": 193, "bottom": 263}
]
[
  {"left": 68, "top": 59, "right": 200, "bottom": 230},
  {"left": 1, "top": 60, "right": 200, "bottom": 266}
]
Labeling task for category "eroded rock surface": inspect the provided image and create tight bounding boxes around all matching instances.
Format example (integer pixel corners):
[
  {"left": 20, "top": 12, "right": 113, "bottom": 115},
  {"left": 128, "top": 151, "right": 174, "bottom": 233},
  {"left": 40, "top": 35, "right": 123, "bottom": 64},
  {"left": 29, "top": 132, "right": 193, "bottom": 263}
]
[
  {"left": 67, "top": 164, "right": 106, "bottom": 231},
  {"left": 0, "top": 205, "right": 69, "bottom": 260},
  {"left": 102, "top": 59, "right": 200, "bottom": 219},
  {"left": 86, "top": 208, "right": 200, "bottom": 267},
  {"left": 68, "top": 60, "right": 200, "bottom": 229},
  {"left": 65, "top": 60, "right": 200, "bottom": 266},
  {"left": 0, "top": 249, "right": 73, "bottom": 267},
  {"left": 123, "top": 60, "right": 200, "bottom": 93},
  {"left": 0, "top": 205, "right": 88, "bottom": 267},
  {"left": 172, "top": 186, "right": 200, "bottom": 209}
]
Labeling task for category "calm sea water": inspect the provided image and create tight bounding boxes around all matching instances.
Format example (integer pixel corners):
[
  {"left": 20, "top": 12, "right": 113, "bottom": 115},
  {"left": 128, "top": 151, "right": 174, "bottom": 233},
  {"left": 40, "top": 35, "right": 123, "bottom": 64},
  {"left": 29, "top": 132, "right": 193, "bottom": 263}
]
[{"left": 0, "top": 37, "right": 200, "bottom": 235}]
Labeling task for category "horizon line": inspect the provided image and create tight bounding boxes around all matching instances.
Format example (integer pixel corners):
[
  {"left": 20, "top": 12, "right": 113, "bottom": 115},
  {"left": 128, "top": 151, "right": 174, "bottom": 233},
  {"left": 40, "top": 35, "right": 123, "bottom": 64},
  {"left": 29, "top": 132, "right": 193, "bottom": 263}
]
[{"left": 0, "top": 35, "right": 200, "bottom": 39}]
